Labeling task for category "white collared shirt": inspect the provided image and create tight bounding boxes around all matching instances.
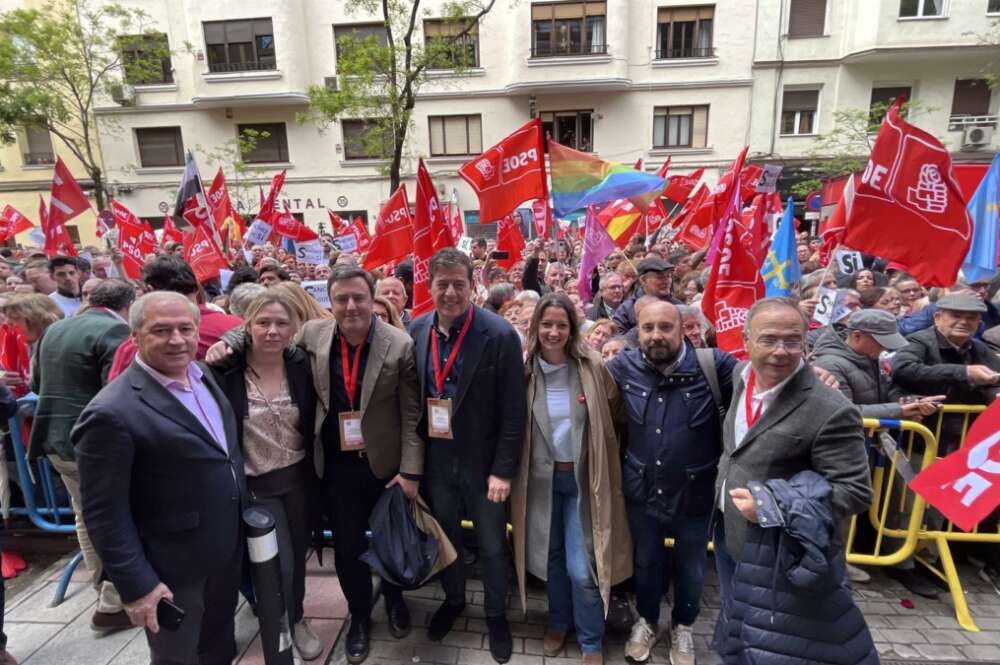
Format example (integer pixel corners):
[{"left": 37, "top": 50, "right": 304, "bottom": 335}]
[{"left": 720, "top": 360, "right": 804, "bottom": 511}]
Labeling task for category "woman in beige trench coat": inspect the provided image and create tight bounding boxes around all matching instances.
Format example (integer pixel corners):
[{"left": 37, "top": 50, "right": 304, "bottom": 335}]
[{"left": 510, "top": 293, "right": 632, "bottom": 665}]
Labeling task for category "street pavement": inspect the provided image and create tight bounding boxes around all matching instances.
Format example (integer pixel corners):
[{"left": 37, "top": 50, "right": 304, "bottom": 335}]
[{"left": 5, "top": 549, "right": 1000, "bottom": 664}]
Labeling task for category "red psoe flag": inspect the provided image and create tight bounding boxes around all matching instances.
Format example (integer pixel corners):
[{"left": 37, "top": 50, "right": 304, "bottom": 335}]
[
  {"left": 116, "top": 222, "right": 145, "bottom": 280},
  {"left": 818, "top": 175, "right": 855, "bottom": 266},
  {"left": 272, "top": 211, "right": 319, "bottom": 242},
  {"left": 459, "top": 118, "right": 548, "bottom": 222},
  {"left": 327, "top": 210, "right": 350, "bottom": 234},
  {"left": 910, "top": 397, "right": 1000, "bottom": 532},
  {"left": 184, "top": 223, "right": 229, "bottom": 283},
  {"left": 162, "top": 214, "right": 184, "bottom": 245},
  {"left": 363, "top": 185, "right": 413, "bottom": 271},
  {"left": 350, "top": 216, "right": 372, "bottom": 253},
  {"left": 843, "top": 103, "right": 972, "bottom": 286},
  {"left": 531, "top": 199, "right": 550, "bottom": 238},
  {"left": 412, "top": 159, "right": 448, "bottom": 317},
  {"left": 700, "top": 208, "right": 764, "bottom": 360},
  {"left": 0, "top": 205, "right": 34, "bottom": 241},
  {"left": 495, "top": 214, "right": 525, "bottom": 270},
  {"left": 45, "top": 158, "right": 89, "bottom": 257},
  {"left": 663, "top": 167, "right": 704, "bottom": 203},
  {"left": 207, "top": 168, "right": 243, "bottom": 234}
]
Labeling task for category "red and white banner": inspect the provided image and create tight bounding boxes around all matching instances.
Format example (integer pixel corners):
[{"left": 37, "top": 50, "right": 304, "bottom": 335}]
[
  {"left": 412, "top": 159, "right": 452, "bottom": 316},
  {"left": 663, "top": 168, "right": 704, "bottom": 203},
  {"left": 272, "top": 211, "right": 319, "bottom": 242},
  {"left": 363, "top": 185, "right": 413, "bottom": 271},
  {"left": 184, "top": 223, "right": 229, "bottom": 283},
  {"left": 45, "top": 158, "right": 88, "bottom": 256},
  {"left": 910, "top": 399, "right": 1000, "bottom": 532},
  {"left": 0, "top": 205, "right": 34, "bottom": 241},
  {"left": 459, "top": 117, "right": 548, "bottom": 222},
  {"left": 531, "top": 199, "right": 550, "bottom": 238},
  {"left": 327, "top": 209, "right": 350, "bottom": 235},
  {"left": 162, "top": 214, "right": 184, "bottom": 245},
  {"left": 843, "top": 102, "right": 972, "bottom": 286},
  {"left": 207, "top": 168, "right": 243, "bottom": 234},
  {"left": 495, "top": 214, "right": 525, "bottom": 270}
]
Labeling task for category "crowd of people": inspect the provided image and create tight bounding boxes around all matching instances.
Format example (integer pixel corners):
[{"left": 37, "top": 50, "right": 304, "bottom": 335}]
[{"left": 1, "top": 224, "right": 997, "bottom": 665}]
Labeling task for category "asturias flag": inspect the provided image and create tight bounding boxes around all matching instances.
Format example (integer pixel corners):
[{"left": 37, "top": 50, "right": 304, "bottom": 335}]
[
  {"left": 961, "top": 152, "right": 1000, "bottom": 284},
  {"left": 761, "top": 197, "right": 801, "bottom": 297}
]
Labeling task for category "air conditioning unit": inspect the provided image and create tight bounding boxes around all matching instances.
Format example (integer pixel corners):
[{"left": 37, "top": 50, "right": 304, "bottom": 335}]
[
  {"left": 324, "top": 76, "right": 338, "bottom": 91},
  {"left": 962, "top": 126, "right": 994, "bottom": 150},
  {"left": 111, "top": 84, "right": 136, "bottom": 106}
]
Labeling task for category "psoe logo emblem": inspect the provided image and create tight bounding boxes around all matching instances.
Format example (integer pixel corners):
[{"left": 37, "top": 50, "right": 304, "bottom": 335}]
[
  {"left": 907, "top": 164, "right": 948, "bottom": 214},
  {"left": 474, "top": 158, "right": 495, "bottom": 181}
]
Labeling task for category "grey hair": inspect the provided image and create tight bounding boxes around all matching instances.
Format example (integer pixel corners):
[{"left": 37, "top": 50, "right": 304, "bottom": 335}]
[
  {"left": 229, "top": 283, "right": 267, "bottom": 318},
  {"left": 129, "top": 291, "right": 200, "bottom": 330},
  {"left": 515, "top": 289, "right": 541, "bottom": 303},
  {"left": 599, "top": 272, "right": 622, "bottom": 289},
  {"left": 743, "top": 296, "right": 808, "bottom": 339}
]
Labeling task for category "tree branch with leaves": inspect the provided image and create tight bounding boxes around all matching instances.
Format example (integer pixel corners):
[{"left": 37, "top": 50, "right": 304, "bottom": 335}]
[{"left": 300, "top": 0, "right": 500, "bottom": 191}]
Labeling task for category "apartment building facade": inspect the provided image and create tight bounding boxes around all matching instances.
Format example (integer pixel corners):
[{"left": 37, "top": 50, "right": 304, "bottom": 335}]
[
  {"left": 85, "top": 0, "right": 999, "bottom": 234},
  {"left": 92, "top": 0, "right": 757, "bottom": 231}
]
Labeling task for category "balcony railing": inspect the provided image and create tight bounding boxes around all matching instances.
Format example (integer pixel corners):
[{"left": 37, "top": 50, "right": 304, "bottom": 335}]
[
  {"left": 530, "top": 43, "right": 608, "bottom": 58},
  {"left": 949, "top": 114, "right": 998, "bottom": 131},
  {"left": 655, "top": 46, "right": 715, "bottom": 59},
  {"left": 22, "top": 152, "right": 55, "bottom": 166},
  {"left": 207, "top": 58, "right": 277, "bottom": 74}
]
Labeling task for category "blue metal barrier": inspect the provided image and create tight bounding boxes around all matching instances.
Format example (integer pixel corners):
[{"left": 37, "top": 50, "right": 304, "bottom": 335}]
[{"left": 7, "top": 394, "right": 84, "bottom": 605}]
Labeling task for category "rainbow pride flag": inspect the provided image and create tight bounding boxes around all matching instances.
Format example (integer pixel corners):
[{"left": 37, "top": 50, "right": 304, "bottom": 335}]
[{"left": 549, "top": 140, "right": 666, "bottom": 217}]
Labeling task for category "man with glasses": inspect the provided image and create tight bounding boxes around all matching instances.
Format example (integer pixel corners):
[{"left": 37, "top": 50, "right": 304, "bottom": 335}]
[
  {"left": 714, "top": 297, "right": 871, "bottom": 652},
  {"left": 612, "top": 258, "right": 681, "bottom": 333},
  {"left": 585, "top": 272, "right": 624, "bottom": 321}
]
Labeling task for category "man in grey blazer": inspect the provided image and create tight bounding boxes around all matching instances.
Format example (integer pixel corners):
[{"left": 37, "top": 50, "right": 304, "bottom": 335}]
[{"left": 713, "top": 297, "right": 872, "bottom": 601}]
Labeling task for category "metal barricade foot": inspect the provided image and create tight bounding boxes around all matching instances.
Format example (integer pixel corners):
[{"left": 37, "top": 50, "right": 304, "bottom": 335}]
[{"left": 50, "top": 551, "right": 84, "bottom": 608}]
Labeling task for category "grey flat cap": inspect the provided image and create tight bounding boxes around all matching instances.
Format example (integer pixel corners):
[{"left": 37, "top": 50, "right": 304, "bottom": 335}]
[
  {"left": 936, "top": 293, "right": 988, "bottom": 314},
  {"left": 846, "top": 309, "right": 908, "bottom": 350}
]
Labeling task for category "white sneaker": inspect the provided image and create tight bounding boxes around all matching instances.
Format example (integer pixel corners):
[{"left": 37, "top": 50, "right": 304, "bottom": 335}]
[
  {"left": 847, "top": 563, "right": 871, "bottom": 584},
  {"left": 625, "top": 617, "right": 657, "bottom": 663},
  {"left": 669, "top": 624, "right": 695, "bottom": 665},
  {"left": 293, "top": 619, "right": 323, "bottom": 661}
]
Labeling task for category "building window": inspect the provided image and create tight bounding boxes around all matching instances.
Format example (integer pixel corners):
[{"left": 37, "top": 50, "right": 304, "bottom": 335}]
[
  {"left": 990, "top": 0, "right": 1000, "bottom": 13},
  {"left": 788, "top": 0, "right": 826, "bottom": 38},
  {"left": 237, "top": 123, "right": 288, "bottom": 163},
  {"left": 899, "top": 0, "right": 946, "bottom": 18},
  {"left": 780, "top": 89, "right": 819, "bottom": 135},
  {"left": 531, "top": 2, "right": 607, "bottom": 57},
  {"left": 541, "top": 110, "right": 593, "bottom": 151},
  {"left": 429, "top": 115, "right": 483, "bottom": 156},
  {"left": 21, "top": 125, "right": 55, "bottom": 165},
  {"left": 203, "top": 18, "right": 276, "bottom": 73},
  {"left": 136, "top": 127, "right": 184, "bottom": 167},
  {"left": 656, "top": 6, "right": 713, "bottom": 59},
  {"left": 869, "top": 86, "right": 911, "bottom": 124},
  {"left": 950, "top": 79, "right": 993, "bottom": 125},
  {"left": 341, "top": 120, "right": 392, "bottom": 160},
  {"left": 424, "top": 19, "right": 480, "bottom": 68},
  {"left": 119, "top": 33, "right": 172, "bottom": 85},
  {"left": 653, "top": 106, "right": 708, "bottom": 148},
  {"left": 333, "top": 23, "right": 387, "bottom": 59}
]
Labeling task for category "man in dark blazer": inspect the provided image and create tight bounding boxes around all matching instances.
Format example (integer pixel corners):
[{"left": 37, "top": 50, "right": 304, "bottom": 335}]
[
  {"left": 73, "top": 291, "right": 246, "bottom": 665},
  {"left": 410, "top": 248, "right": 526, "bottom": 664},
  {"left": 31, "top": 279, "right": 133, "bottom": 631},
  {"left": 713, "top": 297, "right": 872, "bottom": 617}
]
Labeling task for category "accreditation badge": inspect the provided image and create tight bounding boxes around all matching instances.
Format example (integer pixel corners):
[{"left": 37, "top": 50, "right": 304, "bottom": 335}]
[
  {"left": 427, "top": 398, "right": 454, "bottom": 439},
  {"left": 339, "top": 411, "right": 365, "bottom": 451}
]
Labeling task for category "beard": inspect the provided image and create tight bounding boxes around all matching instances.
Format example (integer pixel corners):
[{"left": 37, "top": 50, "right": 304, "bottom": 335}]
[{"left": 642, "top": 340, "right": 681, "bottom": 365}]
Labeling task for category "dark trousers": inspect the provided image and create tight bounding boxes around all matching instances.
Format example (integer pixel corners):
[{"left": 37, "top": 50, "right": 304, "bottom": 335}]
[
  {"left": 423, "top": 447, "right": 510, "bottom": 618},
  {"left": 712, "top": 516, "right": 737, "bottom": 614},
  {"left": 628, "top": 503, "right": 711, "bottom": 627},
  {"left": 146, "top": 554, "right": 241, "bottom": 665},
  {"left": 324, "top": 452, "right": 401, "bottom": 619},
  {"left": 251, "top": 483, "right": 311, "bottom": 624}
]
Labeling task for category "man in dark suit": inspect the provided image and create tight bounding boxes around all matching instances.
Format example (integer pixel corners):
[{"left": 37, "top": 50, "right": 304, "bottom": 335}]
[
  {"left": 713, "top": 297, "right": 872, "bottom": 613},
  {"left": 410, "top": 248, "right": 526, "bottom": 664},
  {"left": 73, "top": 291, "right": 246, "bottom": 665},
  {"left": 31, "top": 279, "right": 133, "bottom": 631}
]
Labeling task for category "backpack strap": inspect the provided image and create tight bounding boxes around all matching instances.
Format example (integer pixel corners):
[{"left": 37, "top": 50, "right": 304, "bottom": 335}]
[{"left": 695, "top": 347, "right": 726, "bottom": 425}]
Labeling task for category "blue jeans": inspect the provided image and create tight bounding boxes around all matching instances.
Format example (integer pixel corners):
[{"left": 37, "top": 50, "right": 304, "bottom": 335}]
[
  {"left": 628, "top": 503, "right": 710, "bottom": 627},
  {"left": 548, "top": 469, "right": 605, "bottom": 655}
]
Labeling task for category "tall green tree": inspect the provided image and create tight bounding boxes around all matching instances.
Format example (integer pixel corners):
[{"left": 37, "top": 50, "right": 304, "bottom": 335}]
[
  {"left": 302, "top": 0, "right": 499, "bottom": 191},
  {"left": 0, "top": 0, "right": 169, "bottom": 209}
]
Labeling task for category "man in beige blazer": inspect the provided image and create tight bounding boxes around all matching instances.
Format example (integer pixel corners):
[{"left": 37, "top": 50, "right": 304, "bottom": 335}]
[{"left": 296, "top": 265, "right": 423, "bottom": 664}]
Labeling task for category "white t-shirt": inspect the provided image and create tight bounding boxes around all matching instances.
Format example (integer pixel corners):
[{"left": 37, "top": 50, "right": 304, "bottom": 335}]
[{"left": 49, "top": 292, "right": 81, "bottom": 317}]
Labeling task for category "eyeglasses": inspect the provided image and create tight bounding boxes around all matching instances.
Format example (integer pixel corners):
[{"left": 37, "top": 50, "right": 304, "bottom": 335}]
[{"left": 753, "top": 336, "right": 804, "bottom": 351}]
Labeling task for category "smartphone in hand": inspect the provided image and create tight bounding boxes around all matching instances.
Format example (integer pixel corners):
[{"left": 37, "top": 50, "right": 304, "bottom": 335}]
[{"left": 157, "top": 598, "right": 185, "bottom": 632}]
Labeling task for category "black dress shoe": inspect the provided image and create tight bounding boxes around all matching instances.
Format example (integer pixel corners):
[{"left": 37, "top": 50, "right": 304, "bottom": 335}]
[
  {"left": 346, "top": 616, "right": 371, "bottom": 664},
  {"left": 427, "top": 602, "right": 465, "bottom": 641},
  {"left": 385, "top": 594, "right": 411, "bottom": 639},
  {"left": 886, "top": 567, "right": 939, "bottom": 599},
  {"left": 486, "top": 616, "right": 512, "bottom": 664}
]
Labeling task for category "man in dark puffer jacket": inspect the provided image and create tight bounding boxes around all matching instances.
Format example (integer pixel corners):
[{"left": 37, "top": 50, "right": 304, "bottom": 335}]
[{"left": 714, "top": 471, "right": 878, "bottom": 665}]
